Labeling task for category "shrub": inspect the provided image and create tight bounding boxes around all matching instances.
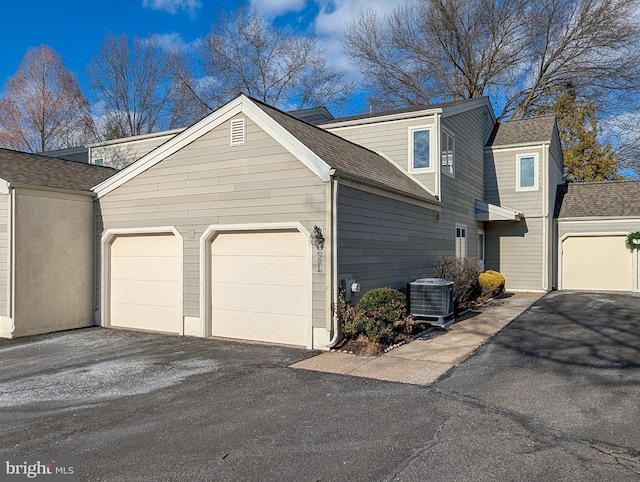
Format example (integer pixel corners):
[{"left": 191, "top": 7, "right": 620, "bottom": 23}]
[
  {"left": 478, "top": 270, "right": 505, "bottom": 297},
  {"left": 336, "top": 288, "right": 413, "bottom": 345},
  {"left": 434, "top": 256, "right": 481, "bottom": 313}
]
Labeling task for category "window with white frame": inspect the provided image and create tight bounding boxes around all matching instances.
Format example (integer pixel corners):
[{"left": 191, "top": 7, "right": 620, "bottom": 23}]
[
  {"left": 441, "top": 129, "right": 455, "bottom": 176},
  {"left": 410, "top": 128, "right": 431, "bottom": 170},
  {"left": 93, "top": 157, "right": 104, "bottom": 166},
  {"left": 455, "top": 224, "right": 467, "bottom": 258},
  {"left": 517, "top": 154, "right": 538, "bottom": 191}
]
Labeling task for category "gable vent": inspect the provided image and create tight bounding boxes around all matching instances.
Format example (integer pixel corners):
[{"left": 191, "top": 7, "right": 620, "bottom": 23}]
[{"left": 230, "top": 118, "right": 246, "bottom": 146}]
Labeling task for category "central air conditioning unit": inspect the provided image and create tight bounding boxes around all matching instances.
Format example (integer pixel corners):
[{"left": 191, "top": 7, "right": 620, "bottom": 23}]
[{"left": 408, "top": 278, "right": 455, "bottom": 327}]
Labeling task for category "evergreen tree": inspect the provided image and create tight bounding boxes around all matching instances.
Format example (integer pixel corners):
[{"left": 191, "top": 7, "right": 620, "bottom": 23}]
[{"left": 536, "top": 87, "right": 620, "bottom": 182}]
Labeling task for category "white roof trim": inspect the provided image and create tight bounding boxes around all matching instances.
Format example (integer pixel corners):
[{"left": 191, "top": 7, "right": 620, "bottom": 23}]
[
  {"left": 92, "top": 95, "right": 332, "bottom": 198},
  {"left": 88, "top": 127, "right": 186, "bottom": 148},
  {"left": 476, "top": 200, "right": 523, "bottom": 221}
]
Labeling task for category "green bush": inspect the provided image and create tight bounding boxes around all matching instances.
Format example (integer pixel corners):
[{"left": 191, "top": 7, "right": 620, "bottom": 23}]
[
  {"left": 336, "top": 287, "right": 412, "bottom": 345},
  {"left": 478, "top": 270, "right": 505, "bottom": 296},
  {"left": 434, "top": 256, "right": 481, "bottom": 313}
]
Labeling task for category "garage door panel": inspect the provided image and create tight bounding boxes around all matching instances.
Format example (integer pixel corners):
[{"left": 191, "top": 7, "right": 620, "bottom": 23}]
[
  {"left": 562, "top": 236, "right": 632, "bottom": 291},
  {"left": 111, "top": 235, "right": 179, "bottom": 256},
  {"left": 111, "top": 280, "right": 181, "bottom": 307},
  {"left": 212, "top": 231, "right": 307, "bottom": 256},
  {"left": 211, "top": 309, "right": 307, "bottom": 346},
  {"left": 211, "top": 255, "right": 307, "bottom": 285},
  {"left": 212, "top": 283, "right": 308, "bottom": 315},
  {"left": 210, "top": 230, "right": 309, "bottom": 346},
  {"left": 110, "top": 303, "right": 181, "bottom": 333},
  {"left": 110, "top": 256, "right": 181, "bottom": 281},
  {"left": 109, "top": 234, "right": 181, "bottom": 334}
]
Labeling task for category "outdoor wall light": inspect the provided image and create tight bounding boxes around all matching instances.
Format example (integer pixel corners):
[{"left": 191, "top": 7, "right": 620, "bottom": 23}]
[{"left": 310, "top": 225, "right": 325, "bottom": 250}]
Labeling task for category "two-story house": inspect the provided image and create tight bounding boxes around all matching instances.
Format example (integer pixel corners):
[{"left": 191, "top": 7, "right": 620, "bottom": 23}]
[{"left": 78, "top": 94, "right": 563, "bottom": 349}]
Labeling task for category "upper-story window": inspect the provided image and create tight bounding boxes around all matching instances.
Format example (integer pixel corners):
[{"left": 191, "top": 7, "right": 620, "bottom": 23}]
[
  {"left": 410, "top": 127, "right": 432, "bottom": 171},
  {"left": 516, "top": 154, "right": 538, "bottom": 191},
  {"left": 441, "top": 129, "right": 455, "bottom": 177}
]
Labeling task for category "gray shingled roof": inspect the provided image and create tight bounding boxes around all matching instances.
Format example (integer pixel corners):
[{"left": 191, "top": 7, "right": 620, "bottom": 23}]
[
  {"left": 252, "top": 100, "right": 437, "bottom": 202},
  {"left": 0, "top": 148, "right": 118, "bottom": 191},
  {"left": 487, "top": 116, "right": 556, "bottom": 147},
  {"left": 317, "top": 98, "right": 488, "bottom": 125},
  {"left": 555, "top": 180, "right": 640, "bottom": 218}
]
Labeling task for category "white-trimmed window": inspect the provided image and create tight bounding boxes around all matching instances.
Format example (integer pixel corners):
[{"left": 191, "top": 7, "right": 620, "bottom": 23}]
[
  {"left": 93, "top": 157, "right": 105, "bottom": 166},
  {"left": 409, "top": 127, "right": 432, "bottom": 171},
  {"left": 455, "top": 223, "right": 467, "bottom": 258},
  {"left": 230, "top": 118, "right": 246, "bottom": 146},
  {"left": 517, "top": 154, "right": 538, "bottom": 191},
  {"left": 441, "top": 129, "right": 455, "bottom": 177}
]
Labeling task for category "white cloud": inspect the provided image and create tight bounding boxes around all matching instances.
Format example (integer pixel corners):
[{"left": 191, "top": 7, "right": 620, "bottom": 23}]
[
  {"left": 312, "top": 1, "right": 407, "bottom": 75},
  {"left": 144, "top": 33, "right": 202, "bottom": 52},
  {"left": 142, "top": 0, "right": 202, "bottom": 16},
  {"left": 250, "top": 0, "right": 307, "bottom": 17}
]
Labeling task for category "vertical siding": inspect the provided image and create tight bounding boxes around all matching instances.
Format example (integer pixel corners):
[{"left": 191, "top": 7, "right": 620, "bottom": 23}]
[
  {"left": 485, "top": 217, "right": 544, "bottom": 290},
  {"left": 97, "top": 114, "right": 327, "bottom": 328},
  {"left": 338, "top": 185, "right": 447, "bottom": 300},
  {"left": 0, "top": 194, "right": 8, "bottom": 315}
]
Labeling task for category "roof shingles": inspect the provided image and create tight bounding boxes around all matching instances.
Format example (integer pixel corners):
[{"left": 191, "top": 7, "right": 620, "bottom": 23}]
[
  {"left": 252, "top": 100, "right": 437, "bottom": 203},
  {"left": 487, "top": 116, "right": 556, "bottom": 147},
  {"left": 555, "top": 180, "right": 640, "bottom": 218},
  {"left": 0, "top": 148, "right": 117, "bottom": 192}
]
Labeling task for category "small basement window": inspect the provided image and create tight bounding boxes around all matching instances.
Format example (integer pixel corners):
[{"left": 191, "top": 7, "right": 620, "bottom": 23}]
[
  {"left": 93, "top": 157, "right": 105, "bottom": 166},
  {"left": 230, "top": 118, "right": 246, "bottom": 146}
]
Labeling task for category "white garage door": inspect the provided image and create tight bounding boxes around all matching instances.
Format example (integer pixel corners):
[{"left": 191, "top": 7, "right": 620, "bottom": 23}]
[
  {"left": 109, "top": 234, "right": 181, "bottom": 333},
  {"left": 562, "top": 235, "right": 633, "bottom": 291},
  {"left": 210, "top": 230, "right": 309, "bottom": 346}
]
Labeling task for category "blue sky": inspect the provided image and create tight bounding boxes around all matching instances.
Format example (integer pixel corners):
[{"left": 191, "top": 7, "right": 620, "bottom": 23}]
[{"left": 1, "top": 0, "right": 405, "bottom": 114}]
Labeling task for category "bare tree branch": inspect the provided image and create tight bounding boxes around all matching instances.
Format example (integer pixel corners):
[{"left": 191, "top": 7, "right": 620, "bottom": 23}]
[{"left": 0, "top": 45, "right": 94, "bottom": 152}]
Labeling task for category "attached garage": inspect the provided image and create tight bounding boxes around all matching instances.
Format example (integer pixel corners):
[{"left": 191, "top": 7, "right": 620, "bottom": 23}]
[
  {"left": 207, "top": 228, "right": 310, "bottom": 347},
  {"left": 561, "top": 235, "right": 633, "bottom": 291},
  {"left": 105, "top": 231, "right": 182, "bottom": 334},
  {"left": 555, "top": 181, "right": 640, "bottom": 293}
]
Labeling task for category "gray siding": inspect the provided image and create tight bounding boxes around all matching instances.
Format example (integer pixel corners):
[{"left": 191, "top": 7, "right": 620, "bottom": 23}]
[
  {"left": 326, "top": 117, "right": 437, "bottom": 194},
  {"left": 90, "top": 130, "right": 182, "bottom": 169},
  {"left": 485, "top": 217, "right": 544, "bottom": 290},
  {"left": 337, "top": 185, "right": 445, "bottom": 300},
  {"left": 557, "top": 218, "right": 640, "bottom": 238},
  {"left": 0, "top": 194, "right": 8, "bottom": 315},
  {"left": 97, "top": 114, "right": 327, "bottom": 327},
  {"left": 484, "top": 145, "right": 545, "bottom": 217},
  {"left": 440, "top": 107, "right": 494, "bottom": 261}
]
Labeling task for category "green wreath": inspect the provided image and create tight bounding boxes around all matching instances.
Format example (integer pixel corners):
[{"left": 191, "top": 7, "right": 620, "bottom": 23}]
[{"left": 625, "top": 231, "right": 640, "bottom": 251}]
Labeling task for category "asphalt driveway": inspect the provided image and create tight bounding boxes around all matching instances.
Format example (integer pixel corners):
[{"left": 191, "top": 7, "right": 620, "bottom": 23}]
[{"left": 0, "top": 291, "right": 638, "bottom": 481}]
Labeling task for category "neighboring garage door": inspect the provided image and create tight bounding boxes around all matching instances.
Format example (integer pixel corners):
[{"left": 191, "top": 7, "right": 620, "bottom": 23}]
[
  {"left": 210, "top": 230, "right": 309, "bottom": 346},
  {"left": 562, "top": 235, "right": 633, "bottom": 291},
  {"left": 109, "top": 234, "right": 181, "bottom": 333}
]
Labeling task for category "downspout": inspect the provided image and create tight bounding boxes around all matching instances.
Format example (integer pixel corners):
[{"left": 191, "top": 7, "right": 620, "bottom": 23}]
[
  {"left": 542, "top": 143, "right": 549, "bottom": 291},
  {"left": 326, "top": 175, "right": 340, "bottom": 348},
  {"left": 9, "top": 186, "right": 16, "bottom": 335}
]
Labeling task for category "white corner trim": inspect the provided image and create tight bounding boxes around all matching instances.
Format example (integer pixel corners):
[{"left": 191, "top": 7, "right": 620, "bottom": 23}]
[
  {"left": 100, "top": 226, "right": 184, "bottom": 334},
  {"left": 199, "top": 222, "right": 313, "bottom": 348}
]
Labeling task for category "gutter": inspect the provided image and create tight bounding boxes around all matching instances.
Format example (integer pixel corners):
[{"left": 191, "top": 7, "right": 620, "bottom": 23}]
[{"left": 326, "top": 175, "right": 340, "bottom": 348}]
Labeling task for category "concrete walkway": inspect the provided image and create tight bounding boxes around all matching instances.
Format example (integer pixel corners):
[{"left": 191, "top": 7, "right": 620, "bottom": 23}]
[{"left": 291, "top": 291, "right": 543, "bottom": 385}]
